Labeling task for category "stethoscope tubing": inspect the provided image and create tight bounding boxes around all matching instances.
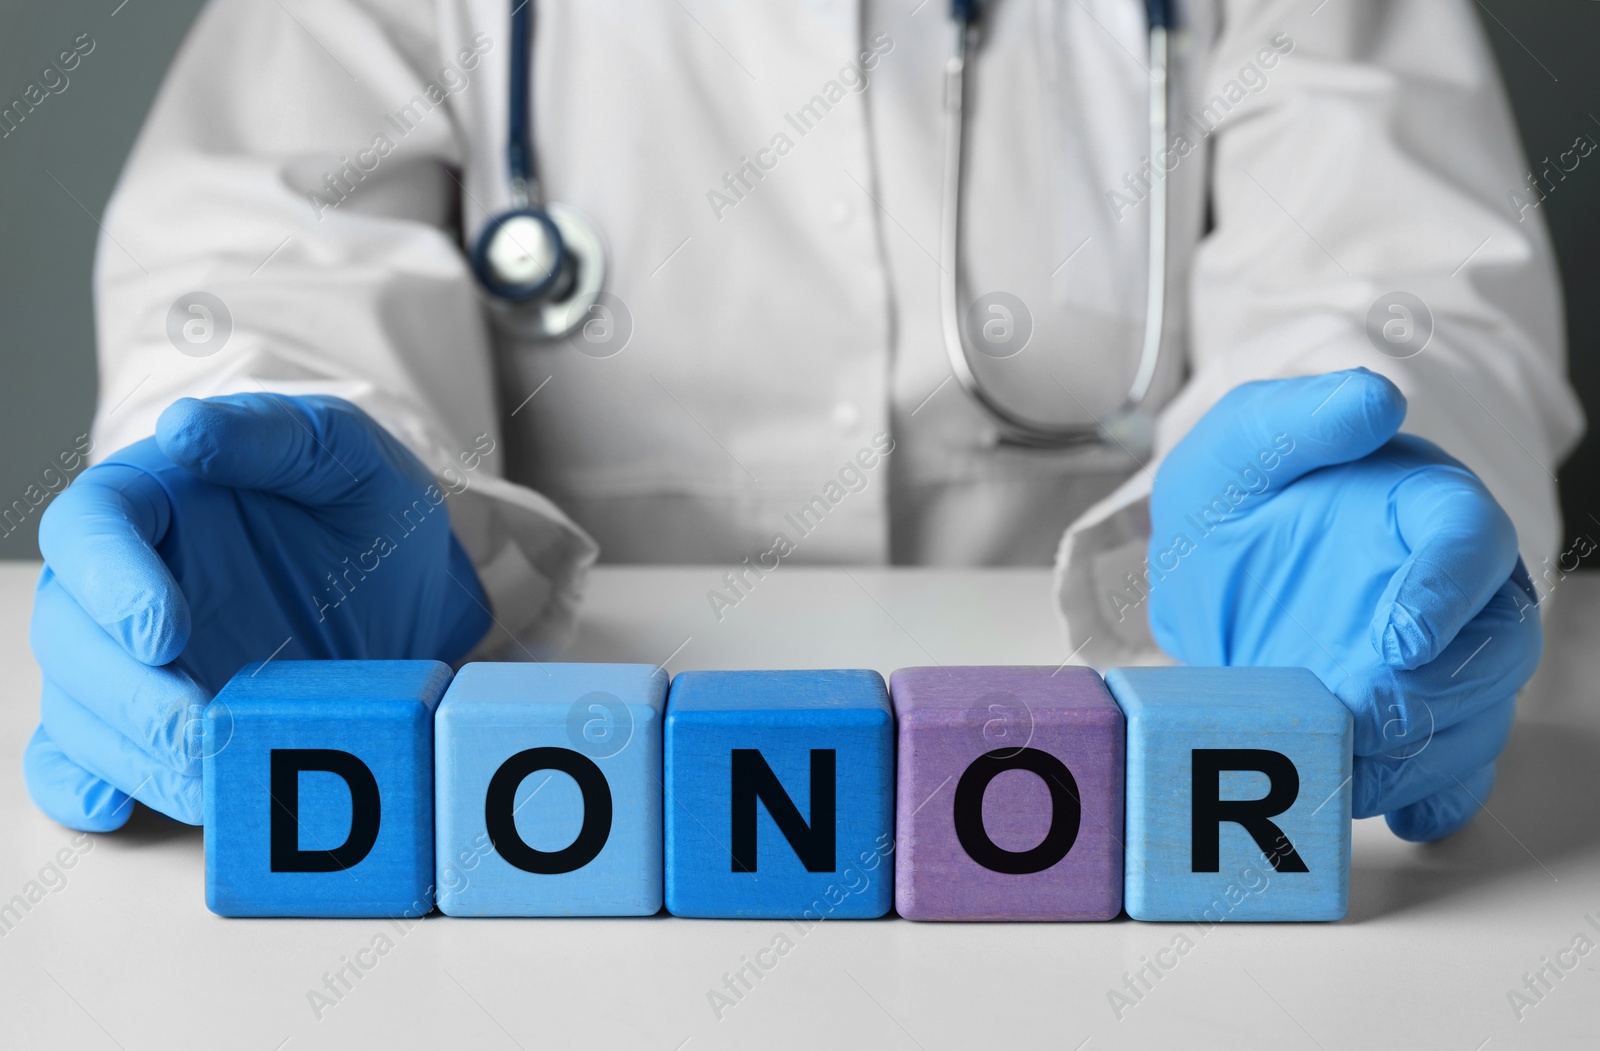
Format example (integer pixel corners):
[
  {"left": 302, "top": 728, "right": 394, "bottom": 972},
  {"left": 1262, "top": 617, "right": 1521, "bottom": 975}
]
[
  {"left": 507, "top": 0, "right": 535, "bottom": 210},
  {"left": 486, "top": 0, "right": 1170, "bottom": 442},
  {"left": 939, "top": 3, "right": 1171, "bottom": 449}
]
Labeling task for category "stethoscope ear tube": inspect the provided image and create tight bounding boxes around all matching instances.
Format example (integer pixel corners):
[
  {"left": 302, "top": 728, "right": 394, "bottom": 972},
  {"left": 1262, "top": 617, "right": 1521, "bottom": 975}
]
[
  {"left": 1127, "top": 24, "right": 1169, "bottom": 411},
  {"left": 937, "top": 6, "right": 1168, "bottom": 454},
  {"left": 506, "top": 0, "right": 537, "bottom": 210}
]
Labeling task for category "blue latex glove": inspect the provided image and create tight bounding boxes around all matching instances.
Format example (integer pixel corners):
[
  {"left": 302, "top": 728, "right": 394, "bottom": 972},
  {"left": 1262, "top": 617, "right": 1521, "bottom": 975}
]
[
  {"left": 26, "top": 393, "right": 492, "bottom": 832},
  {"left": 1148, "top": 368, "right": 1540, "bottom": 843}
]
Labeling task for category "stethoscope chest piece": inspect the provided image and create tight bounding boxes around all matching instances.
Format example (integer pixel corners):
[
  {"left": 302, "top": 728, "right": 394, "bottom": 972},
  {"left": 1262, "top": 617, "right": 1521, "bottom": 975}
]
[{"left": 473, "top": 202, "right": 607, "bottom": 340}]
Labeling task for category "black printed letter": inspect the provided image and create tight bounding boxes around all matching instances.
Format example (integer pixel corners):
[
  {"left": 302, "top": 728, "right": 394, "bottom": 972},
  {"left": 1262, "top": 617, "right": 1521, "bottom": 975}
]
[
  {"left": 953, "top": 747, "right": 1082, "bottom": 874},
  {"left": 1191, "top": 748, "right": 1308, "bottom": 873},
  {"left": 731, "top": 749, "right": 836, "bottom": 873},
  {"left": 486, "top": 747, "right": 613, "bottom": 874},
  {"left": 269, "top": 749, "right": 381, "bottom": 872}
]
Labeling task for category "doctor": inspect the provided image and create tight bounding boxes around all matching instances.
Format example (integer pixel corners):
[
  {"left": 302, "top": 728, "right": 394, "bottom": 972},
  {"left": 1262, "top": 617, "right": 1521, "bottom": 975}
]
[{"left": 24, "top": 0, "right": 1581, "bottom": 845}]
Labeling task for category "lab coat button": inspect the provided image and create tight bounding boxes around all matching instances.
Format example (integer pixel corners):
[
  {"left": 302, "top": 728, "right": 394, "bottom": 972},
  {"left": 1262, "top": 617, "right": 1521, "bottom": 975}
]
[
  {"left": 833, "top": 401, "right": 862, "bottom": 430},
  {"left": 828, "top": 198, "right": 851, "bottom": 229}
]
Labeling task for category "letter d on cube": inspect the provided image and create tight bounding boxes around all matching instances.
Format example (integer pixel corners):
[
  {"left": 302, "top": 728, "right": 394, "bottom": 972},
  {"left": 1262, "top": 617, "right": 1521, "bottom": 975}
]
[{"left": 204, "top": 661, "right": 449, "bottom": 917}]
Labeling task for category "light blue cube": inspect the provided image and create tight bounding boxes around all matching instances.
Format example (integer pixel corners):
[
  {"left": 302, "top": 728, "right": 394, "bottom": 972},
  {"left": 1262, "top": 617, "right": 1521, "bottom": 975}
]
[
  {"left": 1106, "top": 667, "right": 1353, "bottom": 922},
  {"left": 434, "top": 662, "right": 667, "bottom": 916},
  {"left": 664, "top": 670, "right": 895, "bottom": 919}
]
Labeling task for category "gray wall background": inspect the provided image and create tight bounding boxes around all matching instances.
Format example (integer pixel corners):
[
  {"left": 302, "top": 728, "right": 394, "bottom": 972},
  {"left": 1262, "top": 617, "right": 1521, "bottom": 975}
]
[{"left": 2, "top": 1, "right": 1597, "bottom": 560}]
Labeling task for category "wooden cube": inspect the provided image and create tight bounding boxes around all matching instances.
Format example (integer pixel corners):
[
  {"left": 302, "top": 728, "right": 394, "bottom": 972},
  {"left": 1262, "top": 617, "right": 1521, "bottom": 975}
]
[
  {"left": 433, "top": 662, "right": 667, "bottom": 916},
  {"left": 1106, "top": 667, "right": 1353, "bottom": 922},
  {"left": 890, "top": 666, "right": 1124, "bottom": 921},
  {"left": 203, "top": 660, "right": 449, "bottom": 918},
  {"left": 664, "top": 670, "right": 894, "bottom": 919}
]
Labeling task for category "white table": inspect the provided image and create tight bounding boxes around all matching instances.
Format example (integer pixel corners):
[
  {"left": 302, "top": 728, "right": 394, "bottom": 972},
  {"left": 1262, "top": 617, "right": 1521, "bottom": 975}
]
[{"left": 1, "top": 561, "right": 1596, "bottom": 1050}]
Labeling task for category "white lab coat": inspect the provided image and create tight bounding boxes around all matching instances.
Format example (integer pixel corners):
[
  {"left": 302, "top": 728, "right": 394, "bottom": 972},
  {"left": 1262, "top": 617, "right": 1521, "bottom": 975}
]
[{"left": 92, "top": 0, "right": 1582, "bottom": 663}]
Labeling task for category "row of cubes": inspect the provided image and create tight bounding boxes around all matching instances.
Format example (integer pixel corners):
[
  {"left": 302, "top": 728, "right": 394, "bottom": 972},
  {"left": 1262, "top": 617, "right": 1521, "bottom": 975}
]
[{"left": 204, "top": 661, "right": 1353, "bottom": 922}]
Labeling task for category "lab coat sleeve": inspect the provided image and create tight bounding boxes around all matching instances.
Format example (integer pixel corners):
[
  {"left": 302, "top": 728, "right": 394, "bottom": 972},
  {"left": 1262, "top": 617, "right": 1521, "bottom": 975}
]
[
  {"left": 1054, "top": 0, "right": 1584, "bottom": 667},
  {"left": 91, "top": 0, "right": 597, "bottom": 656}
]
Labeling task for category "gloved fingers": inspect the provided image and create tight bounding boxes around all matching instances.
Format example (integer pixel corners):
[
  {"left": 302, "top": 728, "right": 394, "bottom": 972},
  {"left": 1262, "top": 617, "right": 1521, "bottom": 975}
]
[
  {"left": 1370, "top": 460, "right": 1521, "bottom": 669},
  {"left": 23, "top": 724, "right": 137, "bottom": 833},
  {"left": 1341, "top": 574, "right": 1542, "bottom": 755},
  {"left": 31, "top": 573, "right": 210, "bottom": 778},
  {"left": 1383, "top": 762, "right": 1496, "bottom": 843},
  {"left": 39, "top": 680, "right": 203, "bottom": 825},
  {"left": 1352, "top": 694, "right": 1514, "bottom": 818},
  {"left": 1153, "top": 368, "right": 1405, "bottom": 516},
  {"left": 36, "top": 464, "right": 189, "bottom": 666},
  {"left": 156, "top": 393, "right": 406, "bottom": 509}
]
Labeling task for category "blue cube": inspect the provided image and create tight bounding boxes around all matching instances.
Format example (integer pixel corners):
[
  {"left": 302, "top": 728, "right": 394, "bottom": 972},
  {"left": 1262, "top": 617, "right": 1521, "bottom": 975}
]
[
  {"left": 664, "top": 669, "right": 894, "bottom": 919},
  {"left": 1105, "top": 667, "right": 1353, "bottom": 922},
  {"left": 434, "top": 662, "right": 667, "bottom": 916},
  {"left": 203, "top": 660, "right": 449, "bottom": 918}
]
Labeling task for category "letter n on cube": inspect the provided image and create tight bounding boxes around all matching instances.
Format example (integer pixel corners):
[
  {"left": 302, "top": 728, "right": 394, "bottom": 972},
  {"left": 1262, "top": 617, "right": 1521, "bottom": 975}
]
[{"left": 663, "top": 670, "right": 893, "bottom": 919}]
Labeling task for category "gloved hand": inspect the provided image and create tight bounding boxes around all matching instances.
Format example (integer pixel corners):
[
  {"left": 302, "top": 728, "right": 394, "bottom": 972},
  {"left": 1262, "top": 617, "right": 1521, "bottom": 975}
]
[
  {"left": 26, "top": 393, "right": 492, "bottom": 832},
  {"left": 1148, "top": 368, "right": 1540, "bottom": 843}
]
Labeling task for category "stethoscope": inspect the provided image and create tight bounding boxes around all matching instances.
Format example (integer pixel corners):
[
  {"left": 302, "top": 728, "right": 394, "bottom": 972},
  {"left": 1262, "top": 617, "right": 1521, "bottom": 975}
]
[
  {"left": 470, "top": 0, "right": 607, "bottom": 340},
  {"left": 475, "top": 0, "right": 1174, "bottom": 451},
  {"left": 941, "top": 0, "right": 1174, "bottom": 450}
]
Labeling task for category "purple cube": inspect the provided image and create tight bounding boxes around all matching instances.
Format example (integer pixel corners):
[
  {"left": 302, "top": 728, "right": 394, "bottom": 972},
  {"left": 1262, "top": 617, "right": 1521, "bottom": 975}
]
[{"left": 890, "top": 667, "right": 1125, "bottom": 921}]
